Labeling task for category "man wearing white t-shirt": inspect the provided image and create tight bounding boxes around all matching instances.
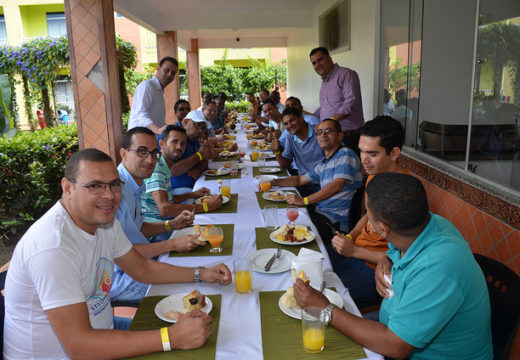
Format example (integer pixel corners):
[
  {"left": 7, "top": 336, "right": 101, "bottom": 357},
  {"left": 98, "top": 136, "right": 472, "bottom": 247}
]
[
  {"left": 4, "top": 149, "right": 231, "bottom": 359},
  {"left": 128, "top": 57, "right": 178, "bottom": 135}
]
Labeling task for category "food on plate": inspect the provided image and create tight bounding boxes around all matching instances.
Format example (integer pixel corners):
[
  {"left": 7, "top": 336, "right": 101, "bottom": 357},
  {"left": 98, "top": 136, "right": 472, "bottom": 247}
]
[
  {"left": 193, "top": 225, "right": 201, "bottom": 234},
  {"left": 206, "top": 168, "right": 227, "bottom": 176},
  {"left": 219, "top": 150, "right": 236, "bottom": 157},
  {"left": 267, "top": 191, "right": 286, "bottom": 200},
  {"left": 200, "top": 195, "right": 218, "bottom": 203},
  {"left": 183, "top": 290, "right": 207, "bottom": 312},
  {"left": 163, "top": 310, "right": 182, "bottom": 321},
  {"left": 256, "top": 143, "right": 271, "bottom": 151},
  {"left": 280, "top": 270, "right": 310, "bottom": 308},
  {"left": 200, "top": 225, "right": 214, "bottom": 240},
  {"left": 273, "top": 225, "right": 313, "bottom": 243}
]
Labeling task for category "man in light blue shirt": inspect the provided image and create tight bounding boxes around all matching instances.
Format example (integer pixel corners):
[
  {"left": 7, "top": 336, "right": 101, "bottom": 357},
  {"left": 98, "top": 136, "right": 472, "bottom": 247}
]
[
  {"left": 293, "top": 173, "right": 493, "bottom": 360},
  {"left": 285, "top": 96, "right": 320, "bottom": 126},
  {"left": 111, "top": 127, "right": 206, "bottom": 303}
]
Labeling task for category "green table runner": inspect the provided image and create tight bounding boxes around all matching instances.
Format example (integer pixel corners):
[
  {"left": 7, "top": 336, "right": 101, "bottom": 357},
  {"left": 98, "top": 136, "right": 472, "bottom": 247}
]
[
  {"left": 259, "top": 291, "right": 365, "bottom": 360},
  {"left": 169, "top": 224, "right": 234, "bottom": 257},
  {"left": 205, "top": 169, "right": 242, "bottom": 180},
  {"left": 125, "top": 295, "right": 221, "bottom": 360},
  {"left": 255, "top": 227, "right": 321, "bottom": 254},
  {"left": 213, "top": 155, "right": 240, "bottom": 162},
  {"left": 254, "top": 191, "right": 300, "bottom": 209},
  {"left": 211, "top": 193, "right": 238, "bottom": 213},
  {"left": 252, "top": 166, "right": 288, "bottom": 177}
]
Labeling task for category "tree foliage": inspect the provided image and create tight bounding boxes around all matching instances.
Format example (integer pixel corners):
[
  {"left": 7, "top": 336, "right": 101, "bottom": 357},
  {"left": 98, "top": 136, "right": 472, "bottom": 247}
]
[{"left": 388, "top": 58, "right": 421, "bottom": 96}]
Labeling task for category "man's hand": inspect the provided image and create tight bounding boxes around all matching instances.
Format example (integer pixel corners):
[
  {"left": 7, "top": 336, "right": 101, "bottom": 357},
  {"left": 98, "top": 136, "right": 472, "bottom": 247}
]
[
  {"left": 205, "top": 195, "right": 223, "bottom": 211},
  {"left": 200, "top": 263, "right": 232, "bottom": 285},
  {"left": 286, "top": 194, "right": 304, "bottom": 206},
  {"left": 293, "top": 278, "right": 329, "bottom": 309},
  {"left": 169, "top": 210, "right": 194, "bottom": 230},
  {"left": 375, "top": 256, "right": 393, "bottom": 298},
  {"left": 198, "top": 141, "right": 213, "bottom": 160},
  {"left": 271, "top": 137, "right": 281, "bottom": 153},
  {"left": 191, "top": 187, "right": 211, "bottom": 198},
  {"left": 187, "top": 167, "right": 202, "bottom": 180},
  {"left": 331, "top": 232, "right": 357, "bottom": 257},
  {"left": 169, "top": 310, "right": 212, "bottom": 350},
  {"left": 169, "top": 234, "right": 205, "bottom": 252}
]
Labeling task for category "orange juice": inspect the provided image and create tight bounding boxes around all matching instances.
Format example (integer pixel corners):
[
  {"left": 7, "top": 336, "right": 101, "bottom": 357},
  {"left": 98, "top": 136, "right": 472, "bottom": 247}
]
[
  {"left": 208, "top": 234, "right": 223, "bottom": 248},
  {"left": 245, "top": 124, "right": 251, "bottom": 130},
  {"left": 260, "top": 182, "right": 271, "bottom": 192},
  {"left": 224, "top": 162, "right": 231, "bottom": 168},
  {"left": 221, "top": 186, "right": 231, "bottom": 197},
  {"left": 234, "top": 270, "right": 252, "bottom": 293},
  {"left": 247, "top": 133, "right": 253, "bottom": 140},
  {"left": 303, "top": 328, "right": 325, "bottom": 353},
  {"left": 251, "top": 140, "right": 258, "bottom": 147},
  {"left": 251, "top": 151, "right": 259, "bottom": 161}
]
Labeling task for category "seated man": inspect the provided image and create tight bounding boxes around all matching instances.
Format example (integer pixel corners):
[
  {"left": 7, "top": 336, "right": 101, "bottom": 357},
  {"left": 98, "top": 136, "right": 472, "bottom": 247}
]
[
  {"left": 271, "top": 107, "right": 325, "bottom": 196},
  {"left": 141, "top": 125, "right": 222, "bottom": 242},
  {"left": 214, "top": 92, "right": 229, "bottom": 129},
  {"left": 203, "top": 100, "right": 225, "bottom": 136},
  {"left": 330, "top": 116, "right": 406, "bottom": 300},
  {"left": 272, "top": 119, "right": 363, "bottom": 233},
  {"left": 4, "top": 148, "right": 232, "bottom": 359},
  {"left": 270, "top": 89, "right": 285, "bottom": 113},
  {"left": 258, "top": 99, "right": 284, "bottom": 140},
  {"left": 173, "top": 99, "right": 191, "bottom": 124},
  {"left": 285, "top": 96, "right": 320, "bottom": 125},
  {"left": 111, "top": 127, "right": 207, "bottom": 304},
  {"left": 294, "top": 173, "right": 493, "bottom": 360},
  {"left": 170, "top": 110, "right": 211, "bottom": 193}
]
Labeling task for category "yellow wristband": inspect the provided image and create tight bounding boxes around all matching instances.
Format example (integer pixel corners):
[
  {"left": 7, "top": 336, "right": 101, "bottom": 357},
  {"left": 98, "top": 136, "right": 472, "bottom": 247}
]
[
  {"left": 160, "top": 327, "right": 171, "bottom": 352},
  {"left": 164, "top": 221, "right": 172, "bottom": 232},
  {"left": 202, "top": 202, "right": 209, "bottom": 213},
  {"left": 303, "top": 197, "right": 309, "bottom": 205},
  {"left": 346, "top": 234, "right": 353, "bottom": 240},
  {"left": 274, "top": 151, "right": 281, "bottom": 155},
  {"left": 196, "top": 152, "right": 203, "bottom": 161},
  {"left": 330, "top": 117, "right": 335, "bottom": 121}
]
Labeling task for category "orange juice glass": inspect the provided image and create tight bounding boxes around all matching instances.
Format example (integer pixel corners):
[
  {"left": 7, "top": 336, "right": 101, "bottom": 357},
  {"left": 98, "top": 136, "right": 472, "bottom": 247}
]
[
  {"left": 251, "top": 151, "right": 259, "bottom": 161},
  {"left": 220, "top": 180, "right": 231, "bottom": 197},
  {"left": 302, "top": 306, "right": 325, "bottom": 353},
  {"left": 251, "top": 140, "right": 258, "bottom": 147},
  {"left": 207, "top": 226, "right": 224, "bottom": 253},
  {"left": 245, "top": 124, "right": 251, "bottom": 130},
  {"left": 260, "top": 182, "right": 272, "bottom": 192},
  {"left": 234, "top": 259, "right": 252, "bottom": 293}
]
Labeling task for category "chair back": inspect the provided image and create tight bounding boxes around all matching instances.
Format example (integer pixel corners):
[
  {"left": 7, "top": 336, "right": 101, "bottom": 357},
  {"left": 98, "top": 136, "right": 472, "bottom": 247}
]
[
  {"left": 349, "top": 185, "right": 365, "bottom": 230},
  {"left": 474, "top": 254, "right": 520, "bottom": 360},
  {"left": 0, "top": 270, "right": 7, "bottom": 355}
]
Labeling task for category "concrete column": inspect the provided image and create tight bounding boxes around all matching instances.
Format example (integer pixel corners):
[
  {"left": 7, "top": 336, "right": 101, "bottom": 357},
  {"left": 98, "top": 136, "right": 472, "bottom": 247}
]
[
  {"left": 187, "top": 38, "right": 201, "bottom": 110},
  {"left": 64, "top": 0, "right": 123, "bottom": 162},
  {"left": 157, "top": 31, "right": 179, "bottom": 125}
]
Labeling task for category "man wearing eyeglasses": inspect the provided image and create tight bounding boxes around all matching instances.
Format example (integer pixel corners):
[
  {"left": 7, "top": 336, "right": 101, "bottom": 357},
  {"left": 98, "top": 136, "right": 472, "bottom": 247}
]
[
  {"left": 271, "top": 119, "right": 363, "bottom": 234},
  {"left": 110, "top": 127, "right": 207, "bottom": 306},
  {"left": 4, "top": 148, "right": 232, "bottom": 359}
]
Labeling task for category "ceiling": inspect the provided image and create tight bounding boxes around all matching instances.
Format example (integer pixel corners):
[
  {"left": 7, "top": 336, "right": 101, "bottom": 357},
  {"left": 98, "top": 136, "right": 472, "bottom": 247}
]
[{"left": 113, "top": 0, "right": 321, "bottom": 49}]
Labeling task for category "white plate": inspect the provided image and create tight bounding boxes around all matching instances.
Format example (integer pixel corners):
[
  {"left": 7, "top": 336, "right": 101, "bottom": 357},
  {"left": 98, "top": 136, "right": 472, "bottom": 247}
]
[
  {"left": 204, "top": 168, "right": 230, "bottom": 176},
  {"left": 278, "top": 288, "right": 343, "bottom": 319},
  {"left": 246, "top": 249, "right": 296, "bottom": 274},
  {"left": 259, "top": 167, "right": 281, "bottom": 174},
  {"left": 269, "top": 227, "right": 316, "bottom": 246},
  {"left": 155, "top": 293, "right": 213, "bottom": 323},
  {"left": 262, "top": 152, "right": 276, "bottom": 159},
  {"left": 262, "top": 191, "right": 287, "bottom": 202},
  {"left": 219, "top": 151, "right": 238, "bottom": 157},
  {"left": 254, "top": 174, "right": 279, "bottom": 182},
  {"left": 194, "top": 195, "right": 230, "bottom": 205}
]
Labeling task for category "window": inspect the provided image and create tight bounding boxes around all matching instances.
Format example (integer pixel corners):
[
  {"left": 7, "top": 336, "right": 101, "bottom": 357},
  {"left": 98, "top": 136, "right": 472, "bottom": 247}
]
[
  {"left": 380, "top": 0, "right": 520, "bottom": 194},
  {"left": 0, "top": 15, "right": 7, "bottom": 45},
  {"left": 319, "top": 0, "right": 350, "bottom": 53},
  {"left": 46, "top": 12, "right": 67, "bottom": 37}
]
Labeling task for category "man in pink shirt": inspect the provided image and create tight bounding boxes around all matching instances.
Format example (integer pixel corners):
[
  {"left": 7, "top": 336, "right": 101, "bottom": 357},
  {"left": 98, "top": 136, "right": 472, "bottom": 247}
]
[{"left": 310, "top": 47, "right": 364, "bottom": 153}]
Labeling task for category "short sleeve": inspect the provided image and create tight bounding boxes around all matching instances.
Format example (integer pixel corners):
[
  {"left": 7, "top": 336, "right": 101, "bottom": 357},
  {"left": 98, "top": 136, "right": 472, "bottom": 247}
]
[{"left": 282, "top": 137, "right": 294, "bottom": 159}]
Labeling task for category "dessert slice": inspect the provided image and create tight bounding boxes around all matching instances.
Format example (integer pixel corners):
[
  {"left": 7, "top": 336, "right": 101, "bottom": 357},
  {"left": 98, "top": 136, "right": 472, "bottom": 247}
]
[{"left": 183, "top": 290, "right": 207, "bottom": 312}]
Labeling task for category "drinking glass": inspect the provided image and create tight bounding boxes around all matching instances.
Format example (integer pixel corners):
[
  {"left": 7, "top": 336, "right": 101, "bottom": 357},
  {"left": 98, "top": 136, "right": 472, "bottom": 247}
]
[
  {"left": 251, "top": 151, "right": 259, "bottom": 161},
  {"left": 301, "top": 306, "right": 325, "bottom": 353},
  {"left": 233, "top": 258, "right": 252, "bottom": 293},
  {"left": 263, "top": 205, "right": 278, "bottom": 230},
  {"left": 207, "top": 226, "right": 224, "bottom": 253},
  {"left": 260, "top": 181, "right": 271, "bottom": 192},
  {"left": 286, "top": 205, "right": 299, "bottom": 226},
  {"left": 220, "top": 180, "right": 231, "bottom": 197}
]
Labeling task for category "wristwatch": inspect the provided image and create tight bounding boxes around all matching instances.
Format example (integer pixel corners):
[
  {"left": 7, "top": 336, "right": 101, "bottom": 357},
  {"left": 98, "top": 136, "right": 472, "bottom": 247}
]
[
  {"left": 194, "top": 266, "right": 205, "bottom": 282},
  {"left": 321, "top": 303, "right": 336, "bottom": 326}
]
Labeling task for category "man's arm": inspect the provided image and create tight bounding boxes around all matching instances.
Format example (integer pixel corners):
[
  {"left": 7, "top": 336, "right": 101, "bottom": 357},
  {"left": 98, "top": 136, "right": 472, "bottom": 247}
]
[
  {"left": 335, "top": 70, "right": 362, "bottom": 120},
  {"left": 133, "top": 234, "right": 205, "bottom": 258},
  {"left": 285, "top": 178, "right": 345, "bottom": 206},
  {"left": 332, "top": 232, "right": 387, "bottom": 264},
  {"left": 271, "top": 174, "right": 308, "bottom": 188},
  {"left": 293, "top": 279, "right": 414, "bottom": 359},
  {"left": 169, "top": 141, "right": 212, "bottom": 176},
  {"left": 271, "top": 137, "right": 292, "bottom": 169}
]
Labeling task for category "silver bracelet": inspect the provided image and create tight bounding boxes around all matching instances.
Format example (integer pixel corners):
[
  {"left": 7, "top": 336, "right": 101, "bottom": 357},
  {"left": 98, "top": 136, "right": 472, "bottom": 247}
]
[{"left": 194, "top": 266, "right": 205, "bottom": 282}]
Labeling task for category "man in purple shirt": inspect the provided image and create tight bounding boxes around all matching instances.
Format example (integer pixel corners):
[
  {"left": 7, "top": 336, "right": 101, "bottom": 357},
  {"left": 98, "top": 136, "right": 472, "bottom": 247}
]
[{"left": 310, "top": 47, "right": 364, "bottom": 153}]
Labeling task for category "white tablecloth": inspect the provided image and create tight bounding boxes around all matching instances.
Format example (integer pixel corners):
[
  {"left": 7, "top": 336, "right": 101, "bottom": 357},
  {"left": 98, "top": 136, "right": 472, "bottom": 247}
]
[{"left": 149, "top": 120, "right": 382, "bottom": 360}]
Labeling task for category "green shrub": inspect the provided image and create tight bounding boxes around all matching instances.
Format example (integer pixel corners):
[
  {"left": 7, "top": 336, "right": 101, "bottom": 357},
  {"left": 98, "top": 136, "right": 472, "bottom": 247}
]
[
  {"left": 226, "top": 100, "right": 250, "bottom": 113},
  {"left": 0, "top": 124, "right": 78, "bottom": 220}
]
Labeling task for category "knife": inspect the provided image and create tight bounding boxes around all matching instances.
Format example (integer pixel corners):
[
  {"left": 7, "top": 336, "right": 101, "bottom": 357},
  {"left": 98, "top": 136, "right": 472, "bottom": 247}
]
[{"left": 264, "top": 247, "right": 281, "bottom": 271}]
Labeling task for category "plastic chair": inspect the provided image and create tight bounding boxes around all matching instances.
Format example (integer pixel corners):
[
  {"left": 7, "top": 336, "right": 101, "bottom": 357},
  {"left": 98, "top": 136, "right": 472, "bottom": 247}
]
[
  {"left": 473, "top": 253, "right": 520, "bottom": 360},
  {"left": 348, "top": 185, "right": 365, "bottom": 231},
  {"left": 0, "top": 270, "right": 8, "bottom": 354}
]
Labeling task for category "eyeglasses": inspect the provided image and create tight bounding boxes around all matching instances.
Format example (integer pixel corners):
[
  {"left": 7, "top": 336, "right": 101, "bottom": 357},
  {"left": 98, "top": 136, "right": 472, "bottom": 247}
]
[
  {"left": 177, "top": 107, "right": 190, "bottom": 111},
  {"left": 127, "top": 147, "right": 160, "bottom": 159},
  {"left": 68, "top": 178, "right": 124, "bottom": 194},
  {"left": 315, "top": 128, "right": 338, "bottom": 136}
]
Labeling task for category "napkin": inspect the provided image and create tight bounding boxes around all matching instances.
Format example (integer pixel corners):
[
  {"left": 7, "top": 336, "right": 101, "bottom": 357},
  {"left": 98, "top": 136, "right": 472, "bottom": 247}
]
[
  {"left": 384, "top": 274, "right": 394, "bottom": 298},
  {"left": 291, "top": 248, "right": 324, "bottom": 290}
]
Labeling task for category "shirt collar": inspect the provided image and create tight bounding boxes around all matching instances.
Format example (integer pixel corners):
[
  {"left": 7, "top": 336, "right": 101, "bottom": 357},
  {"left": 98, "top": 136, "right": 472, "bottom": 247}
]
[
  {"left": 323, "top": 63, "right": 340, "bottom": 81},
  {"left": 117, "top": 163, "right": 144, "bottom": 195},
  {"left": 151, "top": 76, "right": 163, "bottom": 92},
  {"left": 293, "top": 124, "right": 314, "bottom": 144}
]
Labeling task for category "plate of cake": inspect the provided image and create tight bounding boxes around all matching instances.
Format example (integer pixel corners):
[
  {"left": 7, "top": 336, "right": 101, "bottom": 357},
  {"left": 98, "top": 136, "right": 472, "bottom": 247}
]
[{"left": 155, "top": 290, "right": 213, "bottom": 323}]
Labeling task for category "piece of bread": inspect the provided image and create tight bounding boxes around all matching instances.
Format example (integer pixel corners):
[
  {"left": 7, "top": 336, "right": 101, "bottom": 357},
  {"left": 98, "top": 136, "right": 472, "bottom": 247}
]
[
  {"left": 163, "top": 310, "right": 182, "bottom": 321},
  {"left": 183, "top": 290, "right": 206, "bottom": 312},
  {"left": 280, "top": 287, "right": 299, "bottom": 308},
  {"left": 291, "top": 269, "right": 310, "bottom": 284}
]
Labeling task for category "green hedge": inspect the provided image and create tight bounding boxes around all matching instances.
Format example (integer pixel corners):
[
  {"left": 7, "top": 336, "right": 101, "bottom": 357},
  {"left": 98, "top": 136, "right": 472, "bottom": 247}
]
[{"left": 0, "top": 124, "right": 78, "bottom": 220}]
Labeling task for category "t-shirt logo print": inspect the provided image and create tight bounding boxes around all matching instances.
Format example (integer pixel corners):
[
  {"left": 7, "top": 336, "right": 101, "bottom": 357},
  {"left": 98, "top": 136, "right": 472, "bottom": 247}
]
[{"left": 92, "top": 257, "right": 114, "bottom": 301}]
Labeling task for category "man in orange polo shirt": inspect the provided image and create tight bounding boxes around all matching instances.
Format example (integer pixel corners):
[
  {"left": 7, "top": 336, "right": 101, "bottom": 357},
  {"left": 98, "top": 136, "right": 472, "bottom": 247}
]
[{"left": 331, "top": 116, "right": 407, "bottom": 300}]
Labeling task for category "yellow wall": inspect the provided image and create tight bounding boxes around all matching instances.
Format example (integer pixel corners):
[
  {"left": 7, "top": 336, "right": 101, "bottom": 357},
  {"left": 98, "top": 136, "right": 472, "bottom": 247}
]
[{"left": 20, "top": 3, "right": 64, "bottom": 38}]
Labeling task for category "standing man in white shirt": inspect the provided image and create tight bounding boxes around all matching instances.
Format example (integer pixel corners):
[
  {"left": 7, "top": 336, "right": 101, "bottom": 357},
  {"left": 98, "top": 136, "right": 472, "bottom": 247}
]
[{"left": 128, "top": 57, "right": 178, "bottom": 135}]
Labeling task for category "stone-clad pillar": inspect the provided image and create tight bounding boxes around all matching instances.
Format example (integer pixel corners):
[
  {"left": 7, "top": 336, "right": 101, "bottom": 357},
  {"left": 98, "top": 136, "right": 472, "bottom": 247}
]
[
  {"left": 187, "top": 38, "right": 201, "bottom": 110},
  {"left": 64, "top": 0, "right": 123, "bottom": 162}
]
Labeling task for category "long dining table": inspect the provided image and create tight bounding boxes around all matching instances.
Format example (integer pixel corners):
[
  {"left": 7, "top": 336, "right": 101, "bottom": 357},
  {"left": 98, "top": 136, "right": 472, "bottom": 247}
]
[{"left": 132, "top": 115, "right": 383, "bottom": 360}]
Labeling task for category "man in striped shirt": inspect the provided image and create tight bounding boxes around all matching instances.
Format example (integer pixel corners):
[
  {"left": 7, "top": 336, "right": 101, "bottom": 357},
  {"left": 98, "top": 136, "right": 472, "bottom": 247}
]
[{"left": 271, "top": 119, "right": 363, "bottom": 233}]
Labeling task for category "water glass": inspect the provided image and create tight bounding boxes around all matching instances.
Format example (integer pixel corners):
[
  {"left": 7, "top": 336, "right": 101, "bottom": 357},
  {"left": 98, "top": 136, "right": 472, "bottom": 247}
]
[{"left": 263, "top": 205, "right": 278, "bottom": 230}]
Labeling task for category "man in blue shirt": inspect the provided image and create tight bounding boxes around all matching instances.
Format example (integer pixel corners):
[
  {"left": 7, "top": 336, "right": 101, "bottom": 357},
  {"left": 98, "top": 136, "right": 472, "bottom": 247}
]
[
  {"left": 272, "top": 119, "right": 363, "bottom": 232},
  {"left": 111, "top": 127, "right": 207, "bottom": 303},
  {"left": 293, "top": 173, "right": 493, "bottom": 360}
]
